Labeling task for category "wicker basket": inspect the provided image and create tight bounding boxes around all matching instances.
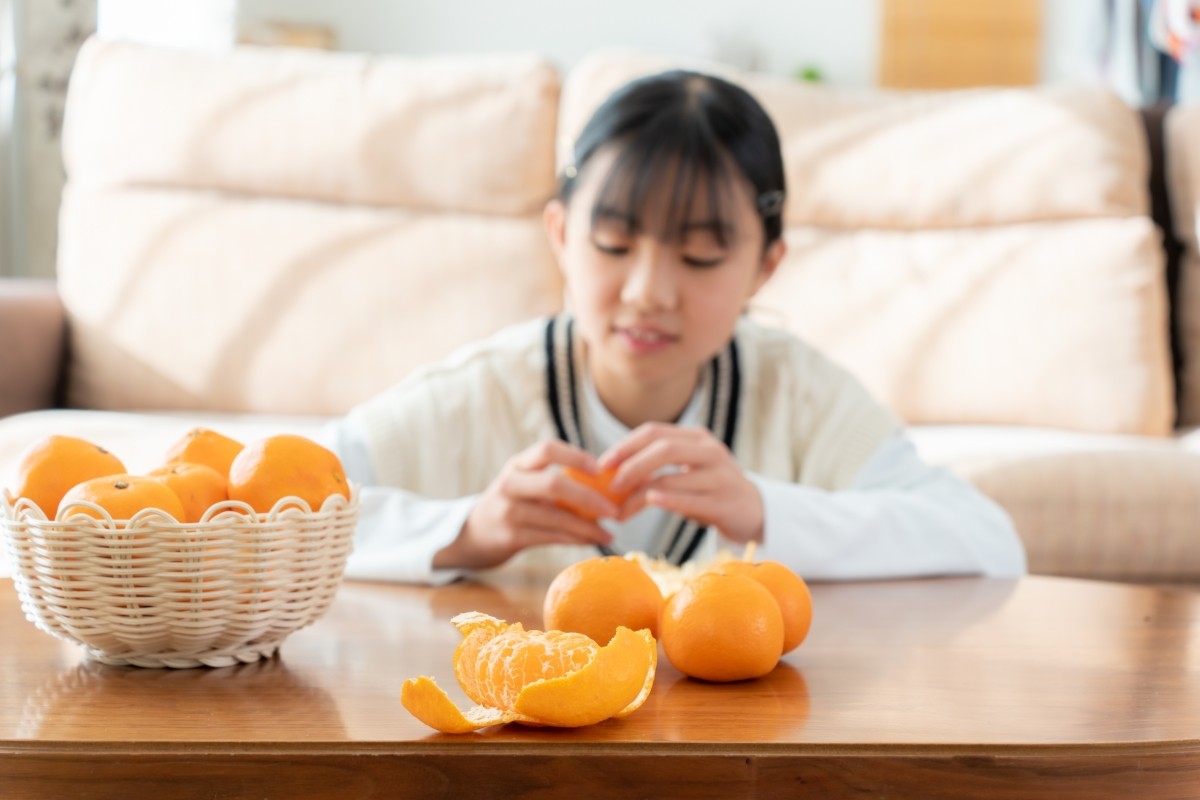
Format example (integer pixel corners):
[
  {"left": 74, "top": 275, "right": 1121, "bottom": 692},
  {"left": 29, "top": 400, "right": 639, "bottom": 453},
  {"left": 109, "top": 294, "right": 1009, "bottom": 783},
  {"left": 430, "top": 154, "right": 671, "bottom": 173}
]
[{"left": 1, "top": 489, "right": 358, "bottom": 668}]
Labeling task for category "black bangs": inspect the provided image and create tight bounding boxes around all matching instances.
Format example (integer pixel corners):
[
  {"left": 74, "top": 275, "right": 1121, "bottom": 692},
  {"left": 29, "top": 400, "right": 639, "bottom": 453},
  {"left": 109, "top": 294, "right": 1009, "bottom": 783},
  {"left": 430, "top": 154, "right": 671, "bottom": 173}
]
[
  {"left": 561, "top": 70, "right": 786, "bottom": 246},
  {"left": 588, "top": 122, "right": 738, "bottom": 248}
]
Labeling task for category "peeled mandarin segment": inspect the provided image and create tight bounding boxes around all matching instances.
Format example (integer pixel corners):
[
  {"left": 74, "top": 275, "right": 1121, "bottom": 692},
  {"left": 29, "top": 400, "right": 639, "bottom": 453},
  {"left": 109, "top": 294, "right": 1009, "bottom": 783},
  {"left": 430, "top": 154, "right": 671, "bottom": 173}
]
[
  {"left": 452, "top": 612, "right": 527, "bottom": 707},
  {"left": 514, "top": 626, "right": 657, "bottom": 728},
  {"left": 454, "top": 614, "right": 597, "bottom": 711},
  {"left": 400, "top": 676, "right": 518, "bottom": 734}
]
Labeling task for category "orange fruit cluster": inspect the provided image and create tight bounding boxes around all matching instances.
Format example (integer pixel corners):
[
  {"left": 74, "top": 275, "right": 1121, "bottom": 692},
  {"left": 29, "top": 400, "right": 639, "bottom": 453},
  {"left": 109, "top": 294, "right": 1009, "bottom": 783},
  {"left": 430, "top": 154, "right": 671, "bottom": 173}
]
[
  {"left": 544, "top": 553, "right": 812, "bottom": 683},
  {"left": 5, "top": 428, "right": 349, "bottom": 523},
  {"left": 401, "top": 611, "right": 658, "bottom": 732}
]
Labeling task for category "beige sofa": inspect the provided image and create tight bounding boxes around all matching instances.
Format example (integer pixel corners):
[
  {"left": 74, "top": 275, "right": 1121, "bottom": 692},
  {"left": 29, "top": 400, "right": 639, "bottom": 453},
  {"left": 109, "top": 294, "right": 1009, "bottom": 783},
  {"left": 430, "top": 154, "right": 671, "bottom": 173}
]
[{"left": 2, "top": 37, "right": 1199, "bottom": 583}]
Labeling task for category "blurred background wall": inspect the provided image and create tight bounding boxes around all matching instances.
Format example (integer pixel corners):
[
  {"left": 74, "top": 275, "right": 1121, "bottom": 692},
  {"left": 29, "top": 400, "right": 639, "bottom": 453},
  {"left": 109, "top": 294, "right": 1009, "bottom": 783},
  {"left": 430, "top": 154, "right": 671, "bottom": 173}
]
[{"left": 1, "top": 0, "right": 1197, "bottom": 279}]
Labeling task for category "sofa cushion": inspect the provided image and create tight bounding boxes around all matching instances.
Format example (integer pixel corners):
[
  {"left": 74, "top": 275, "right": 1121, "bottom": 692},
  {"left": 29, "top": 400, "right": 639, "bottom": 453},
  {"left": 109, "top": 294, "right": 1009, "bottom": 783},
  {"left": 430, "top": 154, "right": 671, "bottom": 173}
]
[
  {"left": 752, "top": 218, "right": 1169, "bottom": 432},
  {"left": 560, "top": 50, "right": 1174, "bottom": 436},
  {"left": 1166, "top": 104, "right": 1200, "bottom": 427},
  {"left": 64, "top": 38, "right": 560, "bottom": 216},
  {"left": 57, "top": 186, "right": 562, "bottom": 415},
  {"left": 57, "top": 39, "right": 564, "bottom": 416},
  {"left": 910, "top": 425, "right": 1200, "bottom": 581}
]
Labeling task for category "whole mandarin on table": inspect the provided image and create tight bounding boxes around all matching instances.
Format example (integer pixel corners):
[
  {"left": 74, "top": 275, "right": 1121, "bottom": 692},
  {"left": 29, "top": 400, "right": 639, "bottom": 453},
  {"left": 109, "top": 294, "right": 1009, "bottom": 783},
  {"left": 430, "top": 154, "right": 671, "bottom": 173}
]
[
  {"left": 59, "top": 474, "right": 186, "bottom": 522},
  {"left": 9, "top": 435, "right": 126, "bottom": 518},
  {"left": 227, "top": 434, "right": 349, "bottom": 514},
  {"left": 162, "top": 427, "right": 245, "bottom": 478},
  {"left": 718, "top": 560, "right": 813, "bottom": 654},
  {"left": 148, "top": 461, "right": 229, "bottom": 523},
  {"left": 660, "top": 572, "right": 784, "bottom": 683},
  {"left": 543, "top": 555, "right": 664, "bottom": 643}
]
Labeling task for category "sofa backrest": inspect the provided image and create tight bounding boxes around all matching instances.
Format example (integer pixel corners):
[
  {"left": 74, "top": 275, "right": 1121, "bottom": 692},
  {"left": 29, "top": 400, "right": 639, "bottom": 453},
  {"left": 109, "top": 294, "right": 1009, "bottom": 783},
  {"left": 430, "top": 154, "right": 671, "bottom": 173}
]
[
  {"left": 57, "top": 37, "right": 564, "bottom": 416},
  {"left": 57, "top": 40, "right": 1180, "bottom": 436},
  {"left": 560, "top": 51, "right": 1176, "bottom": 436},
  {"left": 1166, "top": 104, "right": 1200, "bottom": 428}
]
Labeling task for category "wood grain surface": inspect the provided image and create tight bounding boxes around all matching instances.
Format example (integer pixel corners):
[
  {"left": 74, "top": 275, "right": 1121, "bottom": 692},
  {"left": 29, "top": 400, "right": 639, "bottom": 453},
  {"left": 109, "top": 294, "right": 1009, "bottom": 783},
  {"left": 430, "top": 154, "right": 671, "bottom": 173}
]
[{"left": 1, "top": 572, "right": 1198, "bottom": 798}]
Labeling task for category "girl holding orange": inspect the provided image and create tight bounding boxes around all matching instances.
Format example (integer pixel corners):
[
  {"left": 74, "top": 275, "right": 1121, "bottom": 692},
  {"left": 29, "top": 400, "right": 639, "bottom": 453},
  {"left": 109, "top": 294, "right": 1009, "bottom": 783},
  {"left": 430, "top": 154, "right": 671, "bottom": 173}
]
[{"left": 326, "top": 70, "right": 1026, "bottom": 584}]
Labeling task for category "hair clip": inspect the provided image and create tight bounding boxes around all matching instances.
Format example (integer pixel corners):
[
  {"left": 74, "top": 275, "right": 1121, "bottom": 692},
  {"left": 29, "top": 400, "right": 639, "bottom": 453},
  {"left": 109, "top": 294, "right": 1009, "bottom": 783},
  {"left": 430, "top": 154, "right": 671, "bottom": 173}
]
[{"left": 757, "top": 190, "right": 785, "bottom": 216}]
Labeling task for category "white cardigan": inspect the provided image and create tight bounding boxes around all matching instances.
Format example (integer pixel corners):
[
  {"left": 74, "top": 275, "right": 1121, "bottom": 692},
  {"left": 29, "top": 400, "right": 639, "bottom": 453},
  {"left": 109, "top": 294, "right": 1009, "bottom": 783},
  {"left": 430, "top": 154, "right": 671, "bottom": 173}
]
[{"left": 325, "top": 316, "right": 1026, "bottom": 584}]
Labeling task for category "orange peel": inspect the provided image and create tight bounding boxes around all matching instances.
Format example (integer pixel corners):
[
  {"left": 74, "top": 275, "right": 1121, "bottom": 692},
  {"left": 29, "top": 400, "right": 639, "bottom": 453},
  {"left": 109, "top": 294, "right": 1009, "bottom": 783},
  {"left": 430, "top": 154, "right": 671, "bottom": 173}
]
[{"left": 401, "top": 612, "right": 657, "bottom": 733}]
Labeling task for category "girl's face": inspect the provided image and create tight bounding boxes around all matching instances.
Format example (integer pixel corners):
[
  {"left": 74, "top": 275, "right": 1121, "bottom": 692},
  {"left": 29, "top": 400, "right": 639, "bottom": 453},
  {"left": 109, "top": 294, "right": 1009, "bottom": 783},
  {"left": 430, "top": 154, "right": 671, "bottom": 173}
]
[{"left": 545, "top": 146, "right": 786, "bottom": 424}]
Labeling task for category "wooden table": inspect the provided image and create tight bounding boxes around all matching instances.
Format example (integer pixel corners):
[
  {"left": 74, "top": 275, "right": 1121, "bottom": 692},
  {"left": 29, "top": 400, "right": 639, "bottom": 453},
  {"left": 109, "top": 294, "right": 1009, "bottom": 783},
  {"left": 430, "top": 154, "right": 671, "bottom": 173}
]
[{"left": 1, "top": 572, "right": 1198, "bottom": 799}]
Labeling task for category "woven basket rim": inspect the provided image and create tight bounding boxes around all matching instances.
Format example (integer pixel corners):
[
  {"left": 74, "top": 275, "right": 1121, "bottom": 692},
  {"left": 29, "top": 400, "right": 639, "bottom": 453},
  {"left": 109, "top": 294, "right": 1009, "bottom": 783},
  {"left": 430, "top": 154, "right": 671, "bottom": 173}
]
[{"left": 2, "top": 484, "right": 359, "bottom": 529}]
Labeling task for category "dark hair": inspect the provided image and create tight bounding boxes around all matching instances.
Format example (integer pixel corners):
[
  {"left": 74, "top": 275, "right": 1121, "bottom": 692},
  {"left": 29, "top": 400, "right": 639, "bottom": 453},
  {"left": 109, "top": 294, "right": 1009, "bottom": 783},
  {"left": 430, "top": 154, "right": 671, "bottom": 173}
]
[{"left": 558, "top": 70, "right": 786, "bottom": 249}]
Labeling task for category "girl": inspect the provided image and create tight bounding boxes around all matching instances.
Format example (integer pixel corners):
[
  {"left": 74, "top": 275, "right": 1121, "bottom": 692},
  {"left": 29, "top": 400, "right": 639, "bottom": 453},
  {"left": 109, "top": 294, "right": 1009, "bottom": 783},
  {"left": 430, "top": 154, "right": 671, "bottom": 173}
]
[{"left": 326, "top": 70, "right": 1026, "bottom": 584}]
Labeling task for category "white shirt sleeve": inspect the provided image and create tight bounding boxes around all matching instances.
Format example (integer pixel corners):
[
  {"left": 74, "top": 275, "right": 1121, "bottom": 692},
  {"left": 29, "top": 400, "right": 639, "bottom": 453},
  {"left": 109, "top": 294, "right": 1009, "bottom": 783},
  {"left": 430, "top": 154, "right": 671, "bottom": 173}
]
[
  {"left": 748, "top": 433, "right": 1027, "bottom": 579},
  {"left": 320, "top": 418, "right": 469, "bottom": 586}
]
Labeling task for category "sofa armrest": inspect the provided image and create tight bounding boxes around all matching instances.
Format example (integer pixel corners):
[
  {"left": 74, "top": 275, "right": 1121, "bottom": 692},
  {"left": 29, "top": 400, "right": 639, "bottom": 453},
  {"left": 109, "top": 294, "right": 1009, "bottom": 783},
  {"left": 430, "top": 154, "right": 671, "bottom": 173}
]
[{"left": 0, "top": 279, "right": 66, "bottom": 417}]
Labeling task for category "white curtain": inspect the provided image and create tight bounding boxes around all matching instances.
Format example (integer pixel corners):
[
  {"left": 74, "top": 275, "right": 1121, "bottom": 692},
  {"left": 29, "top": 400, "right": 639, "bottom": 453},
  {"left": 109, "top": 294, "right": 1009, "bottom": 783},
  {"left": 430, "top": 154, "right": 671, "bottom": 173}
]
[{"left": 0, "top": 0, "right": 95, "bottom": 279}]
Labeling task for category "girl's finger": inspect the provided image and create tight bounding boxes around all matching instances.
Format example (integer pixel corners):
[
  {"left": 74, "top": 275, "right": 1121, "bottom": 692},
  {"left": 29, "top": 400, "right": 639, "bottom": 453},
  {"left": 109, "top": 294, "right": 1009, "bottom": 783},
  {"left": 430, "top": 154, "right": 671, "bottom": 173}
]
[
  {"left": 598, "top": 422, "right": 698, "bottom": 469},
  {"left": 642, "top": 469, "right": 721, "bottom": 496},
  {"left": 517, "top": 528, "right": 612, "bottom": 551},
  {"left": 644, "top": 487, "right": 721, "bottom": 525},
  {"left": 513, "top": 439, "right": 599, "bottom": 474},
  {"left": 610, "top": 438, "right": 718, "bottom": 494},
  {"left": 547, "top": 471, "right": 621, "bottom": 519},
  {"left": 499, "top": 463, "right": 616, "bottom": 519},
  {"left": 616, "top": 487, "right": 650, "bottom": 520},
  {"left": 502, "top": 468, "right": 618, "bottom": 519},
  {"left": 513, "top": 501, "right": 614, "bottom": 546}
]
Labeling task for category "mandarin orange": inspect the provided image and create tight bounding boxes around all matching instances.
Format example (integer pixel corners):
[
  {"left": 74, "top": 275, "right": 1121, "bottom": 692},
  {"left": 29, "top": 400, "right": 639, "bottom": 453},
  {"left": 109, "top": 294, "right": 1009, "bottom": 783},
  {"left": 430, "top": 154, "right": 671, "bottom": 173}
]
[
  {"left": 227, "top": 434, "right": 348, "bottom": 514},
  {"left": 59, "top": 474, "right": 186, "bottom": 522},
  {"left": 162, "top": 427, "right": 245, "bottom": 477},
  {"left": 543, "top": 555, "right": 664, "bottom": 643},
  {"left": 9, "top": 435, "right": 127, "bottom": 518},
  {"left": 148, "top": 461, "right": 229, "bottom": 523},
  {"left": 660, "top": 572, "right": 784, "bottom": 682},
  {"left": 718, "top": 560, "right": 813, "bottom": 654},
  {"left": 558, "top": 466, "right": 630, "bottom": 521},
  {"left": 401, "top": 611, "right": 657, "bottom": 732}
]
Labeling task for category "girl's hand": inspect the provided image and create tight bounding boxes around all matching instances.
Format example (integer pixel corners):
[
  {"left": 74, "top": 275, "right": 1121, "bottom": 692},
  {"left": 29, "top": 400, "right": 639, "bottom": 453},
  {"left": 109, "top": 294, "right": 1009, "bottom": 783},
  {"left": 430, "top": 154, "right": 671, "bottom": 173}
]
[
  {"left": 601, "top": 423, "right": 764, "bottom": 544},
  {"left": 434, "top": 440, "right": 617, "bottom": 570}
]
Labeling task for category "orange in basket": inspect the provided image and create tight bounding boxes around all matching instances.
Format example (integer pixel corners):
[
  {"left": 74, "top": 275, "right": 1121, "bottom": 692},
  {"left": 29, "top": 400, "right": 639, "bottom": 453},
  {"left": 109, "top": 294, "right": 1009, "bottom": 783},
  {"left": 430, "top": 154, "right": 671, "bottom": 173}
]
[
  {"left": 162, "top": 427, "right": 245, "bottom": 478},
  {"left": 2, "top": 429, "right": 361, "bottom": 669},
  {"left": 228, "top": 434, "right": 349, "bottom": 514},
  {"left": 59, "top": 474, "right": 186, "bottom": 522},
  {"left": 401, "top": 612, "right": 657, "bottom": 732},
  {"left": 9, "top": 435, "right": 127, "bottom": 518},
  {"left": 148, "top": 462, "right": 229, "bottom": 523}
]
